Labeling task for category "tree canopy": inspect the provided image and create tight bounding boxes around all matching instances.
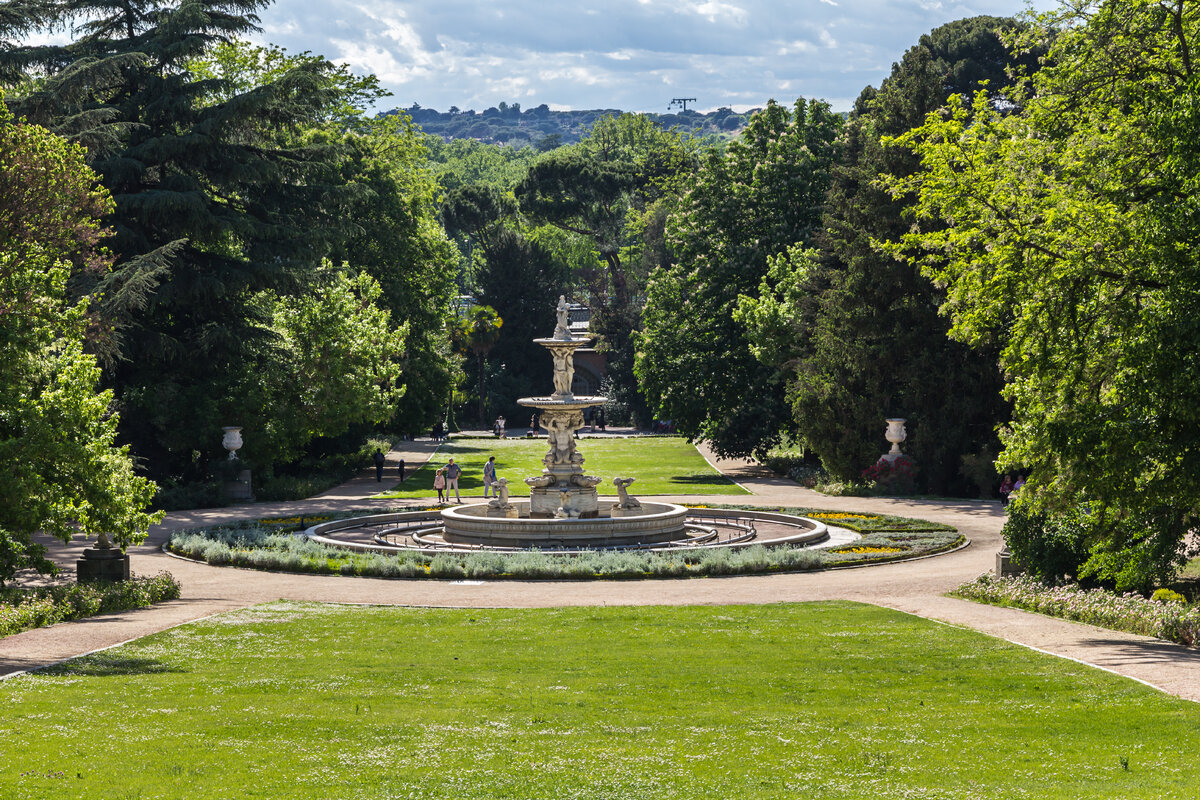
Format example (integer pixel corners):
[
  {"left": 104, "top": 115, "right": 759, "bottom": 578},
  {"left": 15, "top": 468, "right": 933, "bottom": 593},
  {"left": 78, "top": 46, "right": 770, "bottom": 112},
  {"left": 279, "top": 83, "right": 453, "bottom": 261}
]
[
  {"left": 0, "top": 97, "right": 160, "bottom": 582},
  {"left": 636, "top": 99, "right": 842, "bottom": 457},
  {"left": 2, "top": 6, "right": 457, "bottom": 481},
  {"left": 891, "top": 0, "right": 1200, "bottom": 588},
  {"left": 736, "top": 16, "right": 1035, "bottom": 492}
]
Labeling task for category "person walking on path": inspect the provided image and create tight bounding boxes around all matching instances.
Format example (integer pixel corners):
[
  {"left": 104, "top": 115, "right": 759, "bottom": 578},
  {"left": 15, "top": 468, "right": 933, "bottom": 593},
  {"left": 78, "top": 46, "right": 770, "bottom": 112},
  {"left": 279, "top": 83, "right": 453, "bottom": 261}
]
[
  {"left": 483, "top": 456, "right": 497, "bottom": 498},
  {"left": 433, "top": 468, "right": 446, "bottom": 504},
  {"left": 445, "top": 458, "right": 463, "bottom": 503},
  {"left": 398, "top": 459, "right": 406, "bottom": 482},
  {"left": 373, "top": 448, "right": 385, "bottom": 482}
]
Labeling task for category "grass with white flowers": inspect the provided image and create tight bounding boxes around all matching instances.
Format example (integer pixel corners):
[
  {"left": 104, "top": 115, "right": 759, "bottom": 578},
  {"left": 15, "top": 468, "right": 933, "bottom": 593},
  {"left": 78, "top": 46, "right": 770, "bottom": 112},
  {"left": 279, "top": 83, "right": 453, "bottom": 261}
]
[{"left": 3, "top": 602, "right": 1199, "bottom": 799}]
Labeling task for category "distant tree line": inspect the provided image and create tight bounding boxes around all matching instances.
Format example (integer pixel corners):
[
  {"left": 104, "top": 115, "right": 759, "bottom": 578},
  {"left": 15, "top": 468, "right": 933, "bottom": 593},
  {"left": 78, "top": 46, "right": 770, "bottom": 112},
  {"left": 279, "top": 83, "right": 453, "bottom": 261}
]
[{"left": 389, "top": 102, "right": 757, "bottom": 150}]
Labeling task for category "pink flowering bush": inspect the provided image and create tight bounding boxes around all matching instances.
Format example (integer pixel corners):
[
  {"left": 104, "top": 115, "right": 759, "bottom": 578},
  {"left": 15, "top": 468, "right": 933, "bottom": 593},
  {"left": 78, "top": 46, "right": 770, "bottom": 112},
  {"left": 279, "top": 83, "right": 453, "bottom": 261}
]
[
  {"left": 953, "top": 574, "right": 1200, "bottom": 647},
  {"left": 861, "top": 455, "right": 918, "bottom": 495}
]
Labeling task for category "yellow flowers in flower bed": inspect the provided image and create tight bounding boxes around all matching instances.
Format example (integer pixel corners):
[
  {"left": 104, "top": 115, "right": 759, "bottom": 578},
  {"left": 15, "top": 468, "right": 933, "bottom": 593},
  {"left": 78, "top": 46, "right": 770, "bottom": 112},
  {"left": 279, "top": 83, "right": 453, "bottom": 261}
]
[
  {"left": 259, "top": 515, "right": 332, "bottom": 526},
  {"left": 830, "top": 546, "right": 905, "bottom": 555},
  {"left": 810, "top": 512, "right": 880, "bottom": 521}
]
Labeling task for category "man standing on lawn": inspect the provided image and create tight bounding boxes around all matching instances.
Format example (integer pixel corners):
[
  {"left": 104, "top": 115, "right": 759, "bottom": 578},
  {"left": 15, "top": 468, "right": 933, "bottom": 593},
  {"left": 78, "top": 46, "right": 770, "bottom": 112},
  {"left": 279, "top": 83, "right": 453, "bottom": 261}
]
[
  {"left": 483, "top": 455, "right": 497, "bottom": 498},
  {"left": 445, "top": 458, "right": 463, "bottom": 503}
]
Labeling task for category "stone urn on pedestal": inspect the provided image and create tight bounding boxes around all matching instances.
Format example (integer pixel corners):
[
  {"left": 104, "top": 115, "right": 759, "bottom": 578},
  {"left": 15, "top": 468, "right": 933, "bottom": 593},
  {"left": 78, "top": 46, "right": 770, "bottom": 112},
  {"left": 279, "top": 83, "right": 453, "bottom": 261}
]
[
  {"left": 77, "top": 529, "right": 130, "bottom": 583},
  {"left": 881, "top": 418, "right": 907, "bottom": 464}
]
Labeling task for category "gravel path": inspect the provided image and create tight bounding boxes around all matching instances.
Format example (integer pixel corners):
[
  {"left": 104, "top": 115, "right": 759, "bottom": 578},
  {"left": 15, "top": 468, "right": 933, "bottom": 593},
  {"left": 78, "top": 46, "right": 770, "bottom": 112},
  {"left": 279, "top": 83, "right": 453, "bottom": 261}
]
[{"left": 3, "top": 437, "right": 1199, "bottom": 703}]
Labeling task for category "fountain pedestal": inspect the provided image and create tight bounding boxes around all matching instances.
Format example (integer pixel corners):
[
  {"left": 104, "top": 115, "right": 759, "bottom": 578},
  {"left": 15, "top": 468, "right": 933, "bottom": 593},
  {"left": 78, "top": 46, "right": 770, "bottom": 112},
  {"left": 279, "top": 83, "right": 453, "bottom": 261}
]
[
  {"left": 440, "top": 294, "right": 689, "bottom": 547},
  {"left": 518, "top": 333, "right": 605, "bottom": 518}
]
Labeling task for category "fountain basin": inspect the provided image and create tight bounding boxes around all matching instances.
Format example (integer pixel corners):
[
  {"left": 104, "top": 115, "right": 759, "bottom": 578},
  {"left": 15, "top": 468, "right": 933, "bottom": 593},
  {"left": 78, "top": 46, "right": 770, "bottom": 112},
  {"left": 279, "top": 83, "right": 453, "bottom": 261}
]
[
  {"left": 517, "top": 395, "right": 606, "bottom": 410},
  {"left": 441, "top": 501, "right": 688, "bottom": 548}
]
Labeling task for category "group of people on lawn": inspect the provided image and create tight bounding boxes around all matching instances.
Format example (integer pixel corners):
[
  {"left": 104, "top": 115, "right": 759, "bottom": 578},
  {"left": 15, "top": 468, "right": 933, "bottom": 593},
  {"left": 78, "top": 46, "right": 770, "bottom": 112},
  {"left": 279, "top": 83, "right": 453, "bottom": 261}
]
[{"left": 432, "top": 455, "right": 501, "bottom": 504}]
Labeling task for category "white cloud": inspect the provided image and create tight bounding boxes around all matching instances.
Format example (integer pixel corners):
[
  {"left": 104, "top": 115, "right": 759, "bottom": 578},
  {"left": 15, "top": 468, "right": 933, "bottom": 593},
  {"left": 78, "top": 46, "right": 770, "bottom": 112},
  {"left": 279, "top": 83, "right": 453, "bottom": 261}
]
[
  {"left": 328, "top": 39, "right": 426, "bottom": 83},
  {"left": 693, "top": 1, "right": 749, "bottom": 24},
  {"left": 247, "top": 0, "right": 1059, "bottom": 112},
  {"left": 777, "top": 40, "right": 817, "bottom": 56}
]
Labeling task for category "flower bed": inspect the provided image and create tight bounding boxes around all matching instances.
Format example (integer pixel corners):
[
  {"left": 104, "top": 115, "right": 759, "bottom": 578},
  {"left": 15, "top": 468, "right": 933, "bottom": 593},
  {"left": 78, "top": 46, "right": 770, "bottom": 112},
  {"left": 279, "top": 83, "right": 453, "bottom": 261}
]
[
  {"left": 0, "top": 572, "right": 181, "bottom": 639},
  {"left": 167, "top": 506, "right": 963, "bottom": 581},
  {"left": 952, "top": 574, "right": 1200, "bottom": 648}
]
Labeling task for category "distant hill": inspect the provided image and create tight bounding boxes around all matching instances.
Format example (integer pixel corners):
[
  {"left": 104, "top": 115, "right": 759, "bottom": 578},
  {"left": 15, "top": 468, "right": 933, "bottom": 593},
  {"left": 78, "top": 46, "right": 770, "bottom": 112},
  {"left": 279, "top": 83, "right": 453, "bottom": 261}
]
[{"left": 384, "top": 102, "right": 759, "bottom": 149}]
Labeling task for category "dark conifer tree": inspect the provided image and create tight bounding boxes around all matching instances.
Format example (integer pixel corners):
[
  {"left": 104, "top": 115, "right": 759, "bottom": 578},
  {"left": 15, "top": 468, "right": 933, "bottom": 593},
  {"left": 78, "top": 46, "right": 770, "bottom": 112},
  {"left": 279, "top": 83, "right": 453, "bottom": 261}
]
[
  {"left": 0, "top": 0, "right": 354, "bottom": 478},
  {"left": 759, "top": 17, "right": 1044, "bottom": 493}
]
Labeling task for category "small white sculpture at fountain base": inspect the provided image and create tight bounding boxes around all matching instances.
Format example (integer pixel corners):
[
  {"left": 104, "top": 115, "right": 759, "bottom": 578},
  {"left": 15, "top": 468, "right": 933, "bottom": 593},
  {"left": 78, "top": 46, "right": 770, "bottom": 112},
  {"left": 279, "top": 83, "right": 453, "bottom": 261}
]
[
  {"left": 610, "top": 477, "right": 642, "bottom": 518},
  {"left": 486, "top": 478, "right": 518, "bottom": 518}
]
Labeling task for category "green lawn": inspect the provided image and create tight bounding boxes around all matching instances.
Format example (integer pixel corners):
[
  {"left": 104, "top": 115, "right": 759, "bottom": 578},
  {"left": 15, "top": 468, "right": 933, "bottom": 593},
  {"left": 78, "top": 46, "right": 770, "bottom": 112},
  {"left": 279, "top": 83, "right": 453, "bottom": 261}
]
[
  {"left": 3, "top": 602, "right": 1198, "bottom": 799},
  {"left": 382, "top": 436, "right": 747, "bottom": 498}
]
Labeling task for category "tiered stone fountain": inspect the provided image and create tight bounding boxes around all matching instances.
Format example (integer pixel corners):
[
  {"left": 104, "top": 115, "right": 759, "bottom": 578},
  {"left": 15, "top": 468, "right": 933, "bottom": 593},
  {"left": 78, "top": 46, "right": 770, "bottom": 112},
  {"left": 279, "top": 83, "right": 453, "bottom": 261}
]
[{"left": 440, "top": 296, "right": 690, "bottom": 548}]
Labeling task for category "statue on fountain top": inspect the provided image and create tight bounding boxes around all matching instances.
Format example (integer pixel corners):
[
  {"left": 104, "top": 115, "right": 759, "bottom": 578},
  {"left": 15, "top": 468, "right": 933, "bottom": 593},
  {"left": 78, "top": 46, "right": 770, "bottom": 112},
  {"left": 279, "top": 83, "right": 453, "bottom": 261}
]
[{"left": 553, "top": 294, "right": 571, "bottom": 340}]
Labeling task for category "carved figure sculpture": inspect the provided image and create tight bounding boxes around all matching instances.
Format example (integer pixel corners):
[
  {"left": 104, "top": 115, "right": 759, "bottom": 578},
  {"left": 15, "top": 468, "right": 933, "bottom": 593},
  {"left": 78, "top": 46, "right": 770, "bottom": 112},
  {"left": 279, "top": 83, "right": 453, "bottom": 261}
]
[
  {"left": 554, "top": 488, "right": 578, "bottom": 518},
  {"left": 551, "top": 349, "right": 574, "bottom": 397},
  {"left": 488, "top": 478, "right": 511, "bottom": 509},
  {"left": 525, "top": 473, "right": 555, "bottom": 488},
  {"left": 545, "top": 415, "right": 575, "bottom": 465},
  {"left": 571, "top": 474, "right": 602, "bottom": 489},
  {"left": 554, "top": 295, "right": 571, "bottom": 339},
  {"left": 613, "top": 477, "right": 641, "bottom": 509}
]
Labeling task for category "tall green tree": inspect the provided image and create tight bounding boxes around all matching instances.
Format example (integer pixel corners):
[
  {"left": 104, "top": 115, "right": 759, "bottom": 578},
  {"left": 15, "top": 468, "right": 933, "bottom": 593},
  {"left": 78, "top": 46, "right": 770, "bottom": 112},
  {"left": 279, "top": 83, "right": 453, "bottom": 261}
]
[
  {"left": 325, "top": 117, "right": 460, "bottom": 437},
  {"left": 241, "top": 268, "right": 407, "bottom": 463},
  {"left": 0, "top": 0, "right": 357, "bottom": 480},
  {"left": 891, "top": 0, "right": 1200, "bottom": 588},
  {"left": 188, "top": 38, "right": 460, "bottom": 438},
  {"left": 452, "top": 304, "right": 503, "bottom": 425},
  {"left": 0, "top": 99, "right": 160, "bottom": 582},
  {"left": 738, "top": 17, "right": 1036, "bottom": 492},
  {"left": 517, "top": 114, "right": 696, "bottom": 423},
  {"left": 442, "top": 184, "right": 570, "bottom": 417},
  {"left": 636, "top": 99, "right": 842, "bottom": 457}
]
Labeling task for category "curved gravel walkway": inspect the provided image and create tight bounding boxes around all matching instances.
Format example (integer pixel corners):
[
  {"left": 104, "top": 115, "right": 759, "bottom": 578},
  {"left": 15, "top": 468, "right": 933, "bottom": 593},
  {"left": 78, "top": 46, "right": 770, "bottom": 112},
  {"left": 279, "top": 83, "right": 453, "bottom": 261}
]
[{"left": 3, "top": 437, "right": 1199, "bottom": 703}]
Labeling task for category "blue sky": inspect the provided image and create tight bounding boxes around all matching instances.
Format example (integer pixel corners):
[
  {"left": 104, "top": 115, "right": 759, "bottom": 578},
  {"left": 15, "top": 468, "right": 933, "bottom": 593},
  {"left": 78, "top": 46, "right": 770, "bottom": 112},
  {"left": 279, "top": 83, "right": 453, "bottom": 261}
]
[{"left": 252, "top": 0, "right": 1054, "bottom": 113}]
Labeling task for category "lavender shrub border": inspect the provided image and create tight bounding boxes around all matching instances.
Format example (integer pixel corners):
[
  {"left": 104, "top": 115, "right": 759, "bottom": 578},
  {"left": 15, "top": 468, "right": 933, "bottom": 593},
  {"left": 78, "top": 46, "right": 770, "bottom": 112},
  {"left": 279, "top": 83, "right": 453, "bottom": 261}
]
[{"left": 953, "top": 574, "right": 1200, "bottom": 648}]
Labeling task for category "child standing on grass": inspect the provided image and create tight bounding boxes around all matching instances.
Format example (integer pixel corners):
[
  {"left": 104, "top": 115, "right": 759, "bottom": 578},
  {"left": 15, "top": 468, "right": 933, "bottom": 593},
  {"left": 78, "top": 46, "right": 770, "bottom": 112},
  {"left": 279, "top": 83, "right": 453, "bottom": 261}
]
[{"left": 433, "top": 468, "right": 446, "bottom": 504}]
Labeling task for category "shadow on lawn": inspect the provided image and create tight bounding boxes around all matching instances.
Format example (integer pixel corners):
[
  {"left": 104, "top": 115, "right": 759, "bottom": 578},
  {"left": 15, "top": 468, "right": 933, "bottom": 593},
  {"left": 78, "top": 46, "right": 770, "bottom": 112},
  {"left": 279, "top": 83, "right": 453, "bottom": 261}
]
[
  {"left": 42, "top": 654, "right": 184, "bottom": 678},
  {"left": 669, "top": 474, "right": 738, "bottom": 486}
]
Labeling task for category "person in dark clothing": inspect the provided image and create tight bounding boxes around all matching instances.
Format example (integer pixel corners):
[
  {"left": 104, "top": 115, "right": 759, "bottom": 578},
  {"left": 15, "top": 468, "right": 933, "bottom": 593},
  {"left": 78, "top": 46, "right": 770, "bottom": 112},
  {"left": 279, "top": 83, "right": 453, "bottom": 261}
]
[
  {"left": 398, "top": 459, "right": 406, "bottom": 482},
  {"left": 373, "top": 448, "right": 385, "bottom": 482}
]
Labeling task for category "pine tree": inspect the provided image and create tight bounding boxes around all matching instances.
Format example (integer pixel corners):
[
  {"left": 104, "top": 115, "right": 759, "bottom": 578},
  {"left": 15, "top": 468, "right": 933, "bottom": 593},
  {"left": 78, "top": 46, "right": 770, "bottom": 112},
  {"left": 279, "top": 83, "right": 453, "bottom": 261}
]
[{"left": 0, "top": 1, "right": 357, "bottom": 478}]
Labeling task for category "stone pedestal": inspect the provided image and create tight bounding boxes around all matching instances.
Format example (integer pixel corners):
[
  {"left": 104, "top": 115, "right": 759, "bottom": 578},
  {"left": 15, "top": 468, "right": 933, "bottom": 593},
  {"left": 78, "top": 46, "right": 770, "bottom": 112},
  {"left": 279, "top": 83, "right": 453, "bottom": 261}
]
[
  {"left": 996, "top": 544, "right": 1024, "bottom": 577},
  {"left": 223, "top": 469, "right": 253, "bottom": 501},
  {"left": 77, "top": 547, "right": 130, "bottom": 583},
  {"left": 487, "top": 506, "right": 519, "bottom": 519},
  {"left": 529, "top": 485, "right": 600, "bottom": 518}
]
